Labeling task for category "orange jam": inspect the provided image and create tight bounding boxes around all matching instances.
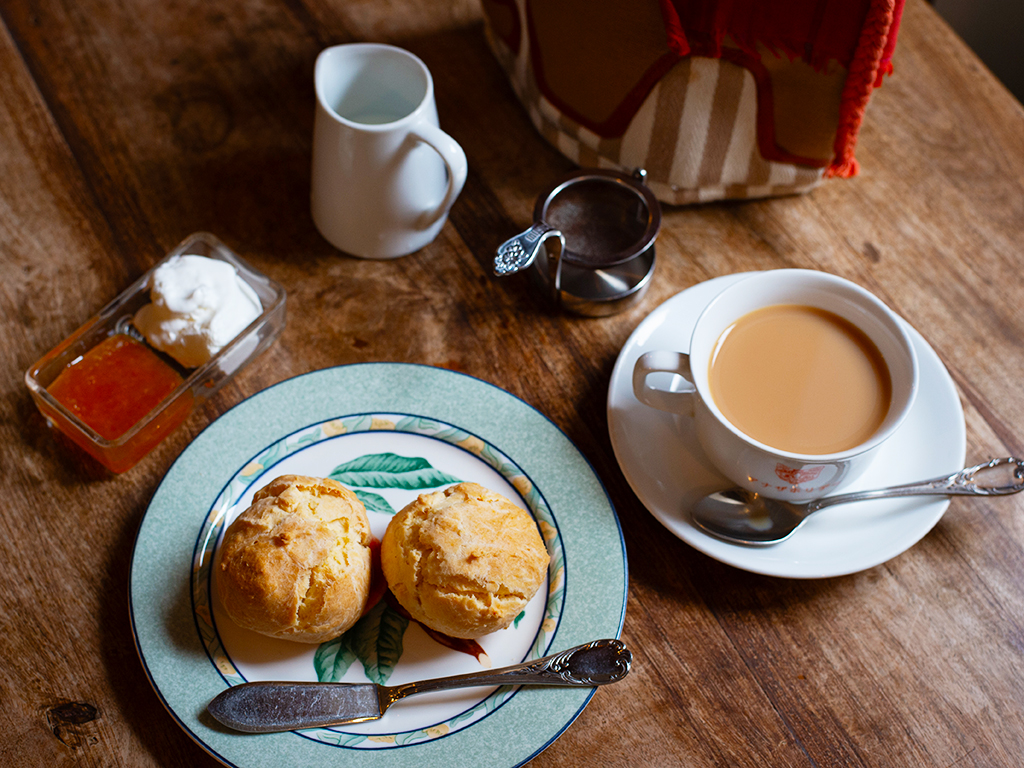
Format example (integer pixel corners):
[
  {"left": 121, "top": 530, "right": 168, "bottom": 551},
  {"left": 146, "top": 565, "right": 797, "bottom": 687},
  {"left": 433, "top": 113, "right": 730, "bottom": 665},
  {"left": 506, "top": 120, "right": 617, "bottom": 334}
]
[{"left": 46, "top": 334, "right": 193, "bottom": 471}]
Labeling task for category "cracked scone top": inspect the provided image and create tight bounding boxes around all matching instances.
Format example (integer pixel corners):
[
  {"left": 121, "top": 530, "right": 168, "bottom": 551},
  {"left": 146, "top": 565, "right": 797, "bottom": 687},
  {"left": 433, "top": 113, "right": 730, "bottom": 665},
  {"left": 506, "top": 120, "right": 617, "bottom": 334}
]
[
  {"left": 216, "top": 475, "right": 372, "bottom": 643},
  {"left": 381, "top": 482, "right": 550, "bottom": 639}
]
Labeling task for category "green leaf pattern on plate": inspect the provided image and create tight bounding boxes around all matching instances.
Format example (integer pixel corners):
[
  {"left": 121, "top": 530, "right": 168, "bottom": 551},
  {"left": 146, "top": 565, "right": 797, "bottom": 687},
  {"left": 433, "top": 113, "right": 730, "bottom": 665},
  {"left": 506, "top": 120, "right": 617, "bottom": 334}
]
[
  {"left": 352, "top": 489, "right": 396, "bottom": 516},
  {"left": 192, "top": 412, "right": 565, "bottom": 749},
  {"left": 314, "top": 600, "right": 409, "bottom": 684},
  {"left": 329, "top": 452, "right": 461, "bottom": 490},
  {"left": 343, "top": 601, "right": 409, "bottom": 685},
  {"left": 313, "top": 633, "right": 358, "bottom": 683}
]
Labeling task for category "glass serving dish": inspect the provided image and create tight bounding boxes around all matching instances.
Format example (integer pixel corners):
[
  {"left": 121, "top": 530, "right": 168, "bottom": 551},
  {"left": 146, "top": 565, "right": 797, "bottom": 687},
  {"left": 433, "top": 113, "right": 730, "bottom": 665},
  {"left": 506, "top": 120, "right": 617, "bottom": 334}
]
[{"left": 25, "top": 232, "right": 286, "bottom": 473}]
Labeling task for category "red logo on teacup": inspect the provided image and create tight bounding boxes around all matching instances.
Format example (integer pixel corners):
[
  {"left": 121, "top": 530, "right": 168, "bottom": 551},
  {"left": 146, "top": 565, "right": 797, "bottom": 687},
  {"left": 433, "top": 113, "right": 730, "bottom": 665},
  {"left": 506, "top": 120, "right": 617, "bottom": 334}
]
[{"left": 775, "top": 463, "right": 824, "bottom": 485}]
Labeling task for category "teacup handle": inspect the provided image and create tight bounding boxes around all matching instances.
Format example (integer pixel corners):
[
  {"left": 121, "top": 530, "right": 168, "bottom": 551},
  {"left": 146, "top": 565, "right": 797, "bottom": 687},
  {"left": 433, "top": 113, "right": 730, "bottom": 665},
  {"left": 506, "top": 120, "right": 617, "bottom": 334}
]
[
  {"left": 632, "top": 351, "right": 697, "bottom": 415},
  {"left": 410, "top": 123, "right": 468, "bottom": 229}
]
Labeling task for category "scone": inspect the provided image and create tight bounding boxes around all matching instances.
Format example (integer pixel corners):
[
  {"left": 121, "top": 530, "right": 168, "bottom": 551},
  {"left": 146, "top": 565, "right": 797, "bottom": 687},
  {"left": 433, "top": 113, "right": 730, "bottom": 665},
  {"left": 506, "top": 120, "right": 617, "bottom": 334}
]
[
  {"left": 217, "top": 475, "right": 372, "bottom": 643},
  {"left": 381, "top": 482, "right": 549, "bottom": 639}
]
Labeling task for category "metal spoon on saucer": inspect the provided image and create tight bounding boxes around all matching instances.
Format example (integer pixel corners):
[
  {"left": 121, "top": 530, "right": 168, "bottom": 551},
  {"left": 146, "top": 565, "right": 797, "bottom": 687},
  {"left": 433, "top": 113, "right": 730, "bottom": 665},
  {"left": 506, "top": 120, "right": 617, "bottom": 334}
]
[{"left": 691, "top": 457, "right": 1024, "bottom": 546}]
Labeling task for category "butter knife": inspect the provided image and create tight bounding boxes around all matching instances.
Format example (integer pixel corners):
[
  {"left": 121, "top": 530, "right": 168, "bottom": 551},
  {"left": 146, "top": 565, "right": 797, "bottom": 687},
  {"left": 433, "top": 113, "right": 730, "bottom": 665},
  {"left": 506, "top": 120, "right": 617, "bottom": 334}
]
[{"left": 207, "top": 638, "right": 631, "bottom": 733}]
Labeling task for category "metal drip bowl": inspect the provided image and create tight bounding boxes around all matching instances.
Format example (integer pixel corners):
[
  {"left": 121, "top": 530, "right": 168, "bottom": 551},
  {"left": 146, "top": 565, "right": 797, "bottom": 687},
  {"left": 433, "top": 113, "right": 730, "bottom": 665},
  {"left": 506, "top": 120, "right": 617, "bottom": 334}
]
[{"left": 494, "top": 168, "right": 661, "bottom": 316}]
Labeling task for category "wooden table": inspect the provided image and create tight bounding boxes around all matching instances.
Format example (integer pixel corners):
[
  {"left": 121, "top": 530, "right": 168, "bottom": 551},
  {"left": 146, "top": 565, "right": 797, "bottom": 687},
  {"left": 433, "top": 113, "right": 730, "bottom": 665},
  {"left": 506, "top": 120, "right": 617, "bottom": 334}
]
[{"left": 3, "top": 0, "right": 1024, "bottom": 765}]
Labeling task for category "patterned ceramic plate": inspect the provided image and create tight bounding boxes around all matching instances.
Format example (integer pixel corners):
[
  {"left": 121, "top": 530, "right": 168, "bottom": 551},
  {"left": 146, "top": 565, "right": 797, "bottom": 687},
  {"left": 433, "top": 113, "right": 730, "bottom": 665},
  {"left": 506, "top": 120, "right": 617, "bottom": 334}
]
[{"left": 130, "top": 363, "right": 627, "bottom": 767}]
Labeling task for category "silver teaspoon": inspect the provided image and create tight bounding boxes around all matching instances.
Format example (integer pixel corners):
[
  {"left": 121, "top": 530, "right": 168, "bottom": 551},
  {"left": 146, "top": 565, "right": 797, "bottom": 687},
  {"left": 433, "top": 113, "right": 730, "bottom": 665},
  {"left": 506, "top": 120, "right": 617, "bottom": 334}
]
[
  {"left": 207, "top": 638, "right": 631, "bottom": 733},
  {"left": 691, "top": 457, "right": 1024, "bottom": 546}
]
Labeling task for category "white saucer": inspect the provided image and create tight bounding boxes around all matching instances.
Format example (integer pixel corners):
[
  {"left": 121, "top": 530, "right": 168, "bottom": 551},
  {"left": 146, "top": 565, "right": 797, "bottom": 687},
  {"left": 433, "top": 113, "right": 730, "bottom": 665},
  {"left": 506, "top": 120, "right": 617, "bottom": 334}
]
[{"left": 607, "top": 274, "right": 966, "bottom": 578}]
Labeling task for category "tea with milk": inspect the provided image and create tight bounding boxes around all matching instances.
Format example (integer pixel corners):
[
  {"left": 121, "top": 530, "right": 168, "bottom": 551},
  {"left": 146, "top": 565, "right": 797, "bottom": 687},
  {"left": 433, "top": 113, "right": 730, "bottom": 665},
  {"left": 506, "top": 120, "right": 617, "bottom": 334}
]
[{"left": 708, "top": 304, "right": 891, "bottom": 455}]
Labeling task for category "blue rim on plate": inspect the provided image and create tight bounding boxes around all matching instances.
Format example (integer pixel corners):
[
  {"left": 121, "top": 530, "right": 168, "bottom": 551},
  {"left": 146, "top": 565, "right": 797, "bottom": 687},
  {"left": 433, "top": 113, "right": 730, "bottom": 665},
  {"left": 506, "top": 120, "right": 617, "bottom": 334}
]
[{"left": 129, "top": 363, "right": 627, "bottom": 767}]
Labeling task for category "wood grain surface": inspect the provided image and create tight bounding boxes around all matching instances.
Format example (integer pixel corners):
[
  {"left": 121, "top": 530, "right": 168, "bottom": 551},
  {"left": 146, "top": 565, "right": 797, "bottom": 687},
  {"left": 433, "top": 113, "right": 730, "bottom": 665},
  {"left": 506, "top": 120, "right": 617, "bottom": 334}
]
[{"left": 2, "top": 0, "right": 1024, "bottom": 765}]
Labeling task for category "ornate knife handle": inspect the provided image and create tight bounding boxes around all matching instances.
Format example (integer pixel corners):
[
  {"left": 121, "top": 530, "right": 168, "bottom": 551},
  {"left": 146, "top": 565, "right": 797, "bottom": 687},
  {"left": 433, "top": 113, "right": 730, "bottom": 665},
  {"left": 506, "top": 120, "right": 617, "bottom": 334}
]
[{"left": 381, "top": 639, "right": 632, "bottom": 709}]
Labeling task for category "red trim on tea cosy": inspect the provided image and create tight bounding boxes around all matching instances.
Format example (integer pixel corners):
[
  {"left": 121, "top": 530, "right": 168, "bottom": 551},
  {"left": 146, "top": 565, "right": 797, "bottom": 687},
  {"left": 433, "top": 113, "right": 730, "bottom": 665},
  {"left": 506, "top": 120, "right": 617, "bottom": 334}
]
[
  {"left": 660, "top": 0, "right": 904, "bottom": 176},
  {"left": 659, "top": 0, "right": 689, "bottom": 56},
  {"left": 827, "top": 0, "right": 900, "bottom": 177}
]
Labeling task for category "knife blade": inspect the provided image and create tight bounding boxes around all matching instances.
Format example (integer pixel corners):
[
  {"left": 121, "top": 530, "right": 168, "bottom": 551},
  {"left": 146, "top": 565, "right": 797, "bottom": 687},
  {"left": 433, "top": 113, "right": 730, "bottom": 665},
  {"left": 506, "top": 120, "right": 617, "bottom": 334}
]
[
  {"left": 207, "top": 638, "right": 631, "bottom": 733},
  {"left": 207, "top": 681, "right": 383, "bottom": 733}
]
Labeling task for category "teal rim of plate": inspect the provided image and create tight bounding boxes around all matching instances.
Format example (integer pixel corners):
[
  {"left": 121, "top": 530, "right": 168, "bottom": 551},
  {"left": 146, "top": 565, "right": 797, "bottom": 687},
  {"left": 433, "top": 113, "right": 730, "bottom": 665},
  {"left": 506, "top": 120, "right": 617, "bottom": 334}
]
[
  {"left": 129, "top": 363, "right": 628, "bottom": 768},
  {"left": 192, "top": 411, "right": 567, "bottom": 748}
]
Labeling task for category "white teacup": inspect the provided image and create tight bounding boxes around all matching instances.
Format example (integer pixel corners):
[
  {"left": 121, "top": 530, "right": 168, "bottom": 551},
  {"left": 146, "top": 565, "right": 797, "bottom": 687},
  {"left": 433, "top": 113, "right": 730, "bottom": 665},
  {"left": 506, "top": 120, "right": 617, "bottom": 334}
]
[
  {"left": 311, "top": 44, "right": 468, "bottom": 259},
  {"left": 632, "top": 270, "right": 919, "bottom": 501}
]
